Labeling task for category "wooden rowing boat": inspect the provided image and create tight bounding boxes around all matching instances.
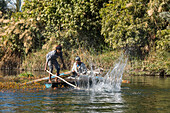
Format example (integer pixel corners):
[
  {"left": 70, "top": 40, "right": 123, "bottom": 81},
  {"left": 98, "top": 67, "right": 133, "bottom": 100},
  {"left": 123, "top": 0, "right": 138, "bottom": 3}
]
[
  {"left": 45, "top": 75, "right": 93, "bottom": 89},
  {"left": 44, "top": 75, "right": 130, "bottom": 89},
  {"left": 22, "top": 70, "right": 130, "bottom": 89},
  {"left": 45, "top": 79, "right": 77, "bottom": 89}
]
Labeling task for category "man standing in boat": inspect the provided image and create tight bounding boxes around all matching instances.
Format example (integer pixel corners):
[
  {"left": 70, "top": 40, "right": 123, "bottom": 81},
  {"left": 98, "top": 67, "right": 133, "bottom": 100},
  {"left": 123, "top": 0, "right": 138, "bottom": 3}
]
[
  {"left": 72, "top": 56, "right": 87, "bottom": 76},
  {"left": 44, "top": 45, "right": 66, "bottom": 83}
]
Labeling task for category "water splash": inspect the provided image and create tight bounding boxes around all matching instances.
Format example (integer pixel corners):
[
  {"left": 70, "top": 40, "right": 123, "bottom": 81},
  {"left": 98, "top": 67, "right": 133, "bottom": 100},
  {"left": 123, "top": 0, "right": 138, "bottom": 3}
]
[
  {"left": 77, "top": 53, "right": 128, "bottom": 92},
  {"left": 93, "top": 53, "right": 128, "bottom": 92}
]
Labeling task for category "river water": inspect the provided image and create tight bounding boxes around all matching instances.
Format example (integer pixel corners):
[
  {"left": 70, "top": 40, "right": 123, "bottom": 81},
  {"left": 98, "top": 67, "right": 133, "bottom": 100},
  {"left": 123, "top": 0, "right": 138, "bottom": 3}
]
[{"left": 0, "top": 70, "right": 170, "bottom": 113}]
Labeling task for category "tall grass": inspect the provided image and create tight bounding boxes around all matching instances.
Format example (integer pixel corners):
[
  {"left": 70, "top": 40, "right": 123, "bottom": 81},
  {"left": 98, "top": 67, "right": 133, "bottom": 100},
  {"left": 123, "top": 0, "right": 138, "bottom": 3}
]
[
  {"left": 21, "top": 45, "right": 170, "bottom": 76},
  {"left": 21, "top": 46, "right": 121, "bottom": 72}
]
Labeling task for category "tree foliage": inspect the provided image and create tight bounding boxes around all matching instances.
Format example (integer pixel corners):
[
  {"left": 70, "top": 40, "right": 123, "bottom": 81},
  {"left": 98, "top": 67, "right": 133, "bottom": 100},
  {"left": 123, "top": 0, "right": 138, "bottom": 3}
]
[
  {"left": 0, "top": 0, "right": 169, "bottom": 71},
  {"left": 100, "top": 0, "right": 169, "bottom": 58},
  {"left": 0, "top": 0, "right": 109, "bottom": 68},
  {"left": 14, "top": 0, "right": 109, "bottom": 50},
  {"left": 0, "top": 17, "right": 45, "bottom": 69}
]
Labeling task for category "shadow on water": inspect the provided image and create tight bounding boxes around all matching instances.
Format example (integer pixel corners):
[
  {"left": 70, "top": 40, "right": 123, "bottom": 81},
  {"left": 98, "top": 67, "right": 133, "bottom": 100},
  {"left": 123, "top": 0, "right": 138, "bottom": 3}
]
[{"left": 0, "top": 70, "right": 20, "bottom": 76}]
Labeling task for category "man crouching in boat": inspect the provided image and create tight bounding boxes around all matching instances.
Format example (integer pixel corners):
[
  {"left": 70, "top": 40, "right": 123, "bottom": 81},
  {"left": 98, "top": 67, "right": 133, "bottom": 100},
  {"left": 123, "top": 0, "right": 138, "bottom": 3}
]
[
  {"left": 44, "top": 45, "right": 66, "bottom": 83},
  {"left": 71, "top": 56, "right": 87, "bottom": 77}
]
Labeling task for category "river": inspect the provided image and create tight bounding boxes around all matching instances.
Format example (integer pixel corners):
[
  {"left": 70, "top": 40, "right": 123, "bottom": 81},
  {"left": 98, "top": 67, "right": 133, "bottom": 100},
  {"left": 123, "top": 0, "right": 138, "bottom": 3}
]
[{"left": 0, "top": 70, "right": 170, "bottom": 113}]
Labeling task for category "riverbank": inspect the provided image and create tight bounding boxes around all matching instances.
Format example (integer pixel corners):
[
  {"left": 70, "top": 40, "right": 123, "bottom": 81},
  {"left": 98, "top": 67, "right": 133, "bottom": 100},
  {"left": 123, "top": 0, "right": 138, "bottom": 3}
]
[
  {"left": 0, "top": 48, "right": 169, "bottom": 77},
  {"left": 126, "top": 50, "right": 170, "bottom": 77}
]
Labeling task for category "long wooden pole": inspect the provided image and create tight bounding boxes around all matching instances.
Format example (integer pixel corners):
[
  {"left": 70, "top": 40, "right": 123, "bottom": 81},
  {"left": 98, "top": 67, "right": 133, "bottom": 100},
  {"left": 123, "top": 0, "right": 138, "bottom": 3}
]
[{"left": 46, "top": 70, "right": 79, "bottom": 89}]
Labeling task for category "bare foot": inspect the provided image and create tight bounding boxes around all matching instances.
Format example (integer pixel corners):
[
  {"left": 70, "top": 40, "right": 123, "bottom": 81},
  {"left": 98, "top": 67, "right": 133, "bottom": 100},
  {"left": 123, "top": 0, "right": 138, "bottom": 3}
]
[
  {"left": 55, "top": 78, "right": 58, "bottom": 83},
  {"left": 48, "top": 80, "right": 52, "bottom": 83}
]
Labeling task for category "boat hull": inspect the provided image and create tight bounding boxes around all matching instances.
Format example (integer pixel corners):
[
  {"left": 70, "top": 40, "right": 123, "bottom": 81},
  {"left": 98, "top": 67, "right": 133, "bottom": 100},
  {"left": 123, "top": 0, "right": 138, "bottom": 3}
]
[
  {"left": 44, "top": 75, "right": 130, "bottom": 89},
  {"left": 45, "top": 79, "right": 77, "bottom": 89},
  {"left": 44, "top": 76, "right": 93, "bottom": 89}
]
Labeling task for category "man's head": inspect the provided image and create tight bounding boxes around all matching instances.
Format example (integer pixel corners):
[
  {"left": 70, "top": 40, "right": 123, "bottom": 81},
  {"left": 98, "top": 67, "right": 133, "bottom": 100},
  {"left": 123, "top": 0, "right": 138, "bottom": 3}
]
[
  {"left": 75, "top": 56, "right": 81, "bottom": 64},
  {"left": 56, "top": 45, "right": 62, "bottom": 53}
]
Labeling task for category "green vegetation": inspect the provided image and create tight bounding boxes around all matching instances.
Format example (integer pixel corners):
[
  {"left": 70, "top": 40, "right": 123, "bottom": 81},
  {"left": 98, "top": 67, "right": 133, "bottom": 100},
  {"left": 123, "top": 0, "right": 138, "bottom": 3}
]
[
  {"left": 0, "top": 0, "right": 169, "bottom": 76},
  {"left": 18, "top": 72, "right": 34, "bottom": 77},
  {"left": 100, "top": 0, "right": 169, "bottom": 56}
]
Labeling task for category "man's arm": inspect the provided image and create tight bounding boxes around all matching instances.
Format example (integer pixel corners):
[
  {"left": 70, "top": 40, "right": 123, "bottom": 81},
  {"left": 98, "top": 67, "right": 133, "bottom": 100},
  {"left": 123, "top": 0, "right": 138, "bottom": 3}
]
[
  {"left": 44, "top": 62, "right": 48, "bottom": 71},
  {"left": 81, "top": 63, "right": 87, "bottom": 74},
  {"left": 71, "top": 62, "right": 78, "bottom": 75},
  {"left": 60, "top": 52, "right": 66, "bottom": 69},
  {"left": 44, "top": 53, "right": 50, "bottom": 71}
]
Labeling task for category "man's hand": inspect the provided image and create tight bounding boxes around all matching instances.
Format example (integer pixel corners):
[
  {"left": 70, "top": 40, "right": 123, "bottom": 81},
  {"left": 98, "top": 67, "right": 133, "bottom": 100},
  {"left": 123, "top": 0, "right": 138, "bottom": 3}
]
[
  {"left": 44, "top": 62, "right": 47, "bottom": 71},
  {"left": 44, "top": 67, "right": 47, "bottom": 71},
  {"left": 72, "top": 70, "right": 75, "bottom": 73},
  {"left": 77, "top": 72, "right": 80, "bottom": 77},
  {"left": 63, "top": 64, "right": 66, "bottom": 70},
  {"left": 72, "top": 70, "right": 79, "bottom": 77}
]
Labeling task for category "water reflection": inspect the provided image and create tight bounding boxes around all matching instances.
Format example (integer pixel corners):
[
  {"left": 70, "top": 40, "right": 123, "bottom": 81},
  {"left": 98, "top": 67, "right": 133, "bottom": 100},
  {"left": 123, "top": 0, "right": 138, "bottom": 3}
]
[
  {"left": 121, "top": 76, "right": 170, "bottom": 113},
  {"left": 0, "top": 76, "right": 170, "bottom": 112},
  {"left": 1, "top": 69, "right": 170, "bottom": 112},
  {"left": 36, "top": 89, "right": 125, "bottom": 112},
  {"left": 88, "top": 91, "right": 125, "bottom": 112},
  {"left": 0, "top": 91, "right": 19, "bottom": 112},
  {"left": 0, "top": 70, "right": 20, "bottom": 76}
]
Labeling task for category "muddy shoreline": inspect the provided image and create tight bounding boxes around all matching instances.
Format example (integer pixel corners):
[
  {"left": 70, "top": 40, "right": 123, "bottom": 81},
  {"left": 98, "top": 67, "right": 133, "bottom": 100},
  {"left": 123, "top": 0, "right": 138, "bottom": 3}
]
[{"left": 0, "top": 68, "right": 169, "bottom": 78}]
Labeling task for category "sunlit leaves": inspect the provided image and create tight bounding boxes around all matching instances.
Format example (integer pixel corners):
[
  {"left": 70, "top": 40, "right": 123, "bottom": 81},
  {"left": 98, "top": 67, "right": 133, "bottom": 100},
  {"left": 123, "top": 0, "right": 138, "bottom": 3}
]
[
  {"left": 17, "top": 0, "right": 109, "bottom": 49},
  {"left": 156, "top": 29, "right": 170, "bottom": 51},
  {"left": 0, "top": 17, "right": 44, "bottom": 60},
  {"left": 100, "top": 0, "right": 169, "bottom": 56}
]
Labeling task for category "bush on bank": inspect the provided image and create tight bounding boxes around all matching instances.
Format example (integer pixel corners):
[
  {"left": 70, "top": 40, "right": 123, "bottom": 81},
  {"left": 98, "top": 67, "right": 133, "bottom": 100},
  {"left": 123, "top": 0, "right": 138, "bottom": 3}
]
[{"left": 0, "top": 0, "right": 169, "bottom": 75}]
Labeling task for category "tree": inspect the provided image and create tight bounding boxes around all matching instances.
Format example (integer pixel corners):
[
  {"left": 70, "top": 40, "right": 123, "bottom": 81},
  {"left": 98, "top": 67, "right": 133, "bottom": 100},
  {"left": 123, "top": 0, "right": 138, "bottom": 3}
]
[
  {"left": 100, "top": 0, "right": 169, "bottom": 58},
  {"left": 18, "top": 0, "right": 109, "bottom": 50}
]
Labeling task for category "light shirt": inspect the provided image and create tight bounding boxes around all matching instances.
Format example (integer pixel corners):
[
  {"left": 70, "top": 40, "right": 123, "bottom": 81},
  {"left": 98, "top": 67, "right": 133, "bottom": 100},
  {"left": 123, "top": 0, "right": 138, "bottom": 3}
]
[
  {"left": 46, "top": 50, "right": 63, "bottom": 63},
  {"left": 72, "top": 62, "right": 87, "bottom": 75}
]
